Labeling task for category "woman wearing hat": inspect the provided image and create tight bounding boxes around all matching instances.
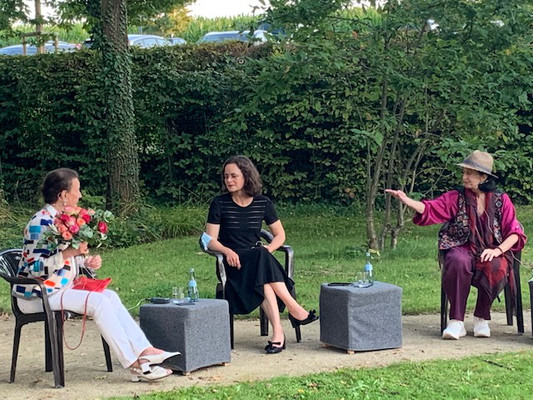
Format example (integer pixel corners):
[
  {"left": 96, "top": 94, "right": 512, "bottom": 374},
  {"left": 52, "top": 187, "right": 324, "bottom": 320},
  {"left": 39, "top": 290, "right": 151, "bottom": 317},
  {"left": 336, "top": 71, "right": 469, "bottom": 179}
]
[{"left": 386, "top": 151, "right": 526, "bottom": 340}]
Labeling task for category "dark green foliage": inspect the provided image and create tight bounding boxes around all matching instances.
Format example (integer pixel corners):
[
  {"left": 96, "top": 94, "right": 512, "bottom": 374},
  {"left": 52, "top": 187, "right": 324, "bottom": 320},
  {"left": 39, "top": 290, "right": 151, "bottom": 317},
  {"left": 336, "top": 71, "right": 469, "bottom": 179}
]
[
  {"left": 0, "top": 0, "right": 532, "bottom": 207},
  {"left": 0, "top": 0, "right": 27, "bottom": 32},
  {"left": 0, "top": 51, "right": 106, "bottom": 204}
]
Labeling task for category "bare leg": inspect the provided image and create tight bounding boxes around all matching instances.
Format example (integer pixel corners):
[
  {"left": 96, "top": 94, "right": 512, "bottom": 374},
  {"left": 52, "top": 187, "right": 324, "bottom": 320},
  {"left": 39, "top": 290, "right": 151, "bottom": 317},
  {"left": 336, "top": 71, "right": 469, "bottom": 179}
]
[
  {"left": 269, "top": 282, "right": 309, "bottom": 320},
  {"left": 261, "top": 284, "right": 284, "bottom": 344}
]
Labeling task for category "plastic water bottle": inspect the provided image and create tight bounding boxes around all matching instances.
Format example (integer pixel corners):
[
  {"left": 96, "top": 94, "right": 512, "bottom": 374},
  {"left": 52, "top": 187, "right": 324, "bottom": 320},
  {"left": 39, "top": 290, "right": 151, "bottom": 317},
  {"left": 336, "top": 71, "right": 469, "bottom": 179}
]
[
  {"left": 187, "top": 268, "right": 199, "bottom": 302},
  {"left": 364, "top": 252, "right": 374, "bottom": 286}
]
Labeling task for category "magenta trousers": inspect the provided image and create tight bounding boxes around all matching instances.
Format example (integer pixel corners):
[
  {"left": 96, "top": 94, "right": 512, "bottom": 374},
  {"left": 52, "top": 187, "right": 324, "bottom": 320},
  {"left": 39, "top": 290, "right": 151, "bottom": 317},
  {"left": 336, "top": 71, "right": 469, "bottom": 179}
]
[{"left": 443, "top": 246, "right": 493, "bottom": 321}]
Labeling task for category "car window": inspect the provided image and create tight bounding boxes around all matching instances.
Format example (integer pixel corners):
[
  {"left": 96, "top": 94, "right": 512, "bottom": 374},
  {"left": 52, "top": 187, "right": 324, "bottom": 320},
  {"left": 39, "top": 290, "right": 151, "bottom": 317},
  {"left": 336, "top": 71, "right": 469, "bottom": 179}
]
[
  {"left": 169, "top": 38, "right": 185, "bottom": 45},
  {"left": 202, "top": 33, "right": 244, "bottom": 43}
]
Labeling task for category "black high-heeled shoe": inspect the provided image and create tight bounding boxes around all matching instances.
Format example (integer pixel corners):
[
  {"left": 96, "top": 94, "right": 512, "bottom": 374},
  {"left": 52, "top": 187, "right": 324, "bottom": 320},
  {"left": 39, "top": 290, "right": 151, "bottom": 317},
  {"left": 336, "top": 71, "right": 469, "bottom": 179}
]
[
  {"left": 289, "top": 310, "right": 319, "bottom": 328},
  {"left": 265, "top": 335, "right": 286, "bottom": 354}
]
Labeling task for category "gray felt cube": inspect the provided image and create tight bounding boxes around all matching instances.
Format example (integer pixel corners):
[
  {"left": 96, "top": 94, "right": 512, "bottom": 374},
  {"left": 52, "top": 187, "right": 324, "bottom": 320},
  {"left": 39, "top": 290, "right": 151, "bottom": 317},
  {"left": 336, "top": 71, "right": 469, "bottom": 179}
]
[
  {"left": 140, "top": 299, "right": 231, "bottom": 373},
  {"left": 319, "top": 282, "right": 402, "bottom": 352}
]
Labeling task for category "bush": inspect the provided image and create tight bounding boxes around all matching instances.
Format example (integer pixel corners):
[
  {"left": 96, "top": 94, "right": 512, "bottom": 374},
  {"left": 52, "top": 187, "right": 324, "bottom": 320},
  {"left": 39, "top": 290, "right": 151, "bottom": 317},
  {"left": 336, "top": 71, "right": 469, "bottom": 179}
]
[{"left": 1, "top": 8, "right": 532, "bottom": 206}]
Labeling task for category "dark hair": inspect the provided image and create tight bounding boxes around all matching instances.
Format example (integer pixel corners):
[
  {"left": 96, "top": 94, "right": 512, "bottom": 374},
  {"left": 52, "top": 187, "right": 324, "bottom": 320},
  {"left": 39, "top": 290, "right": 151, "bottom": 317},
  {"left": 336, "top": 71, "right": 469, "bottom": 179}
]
[
  {"left": 221, "top": 155, "right": 263, "bottom": 197},
  {"left": 479, "top": 177, "right": 497, "bottom": 192},
  {"left": 41, "top": 168, "right": 79, "bottom": 204}
]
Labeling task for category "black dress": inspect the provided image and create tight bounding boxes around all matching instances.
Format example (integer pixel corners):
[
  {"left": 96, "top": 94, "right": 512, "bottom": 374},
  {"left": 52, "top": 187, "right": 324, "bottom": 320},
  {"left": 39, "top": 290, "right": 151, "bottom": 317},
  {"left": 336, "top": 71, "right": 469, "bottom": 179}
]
[{"left": 207, "top": 193, "right": 294, "bottom": 314}]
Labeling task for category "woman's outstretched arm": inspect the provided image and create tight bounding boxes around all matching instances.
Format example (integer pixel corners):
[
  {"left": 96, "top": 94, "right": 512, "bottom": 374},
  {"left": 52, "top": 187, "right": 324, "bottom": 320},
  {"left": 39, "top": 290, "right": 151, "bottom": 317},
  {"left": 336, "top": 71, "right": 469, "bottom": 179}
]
[{"left": 385, "top": 189, "right": 426, "bottom": 214}]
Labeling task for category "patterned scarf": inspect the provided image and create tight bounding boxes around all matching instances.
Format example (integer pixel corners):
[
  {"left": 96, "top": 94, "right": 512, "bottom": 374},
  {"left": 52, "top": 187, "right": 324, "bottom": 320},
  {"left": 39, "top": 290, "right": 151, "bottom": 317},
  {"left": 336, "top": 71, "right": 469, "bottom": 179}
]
[{"left": 465, "top": 189, "right": 514, "bottom": 302}]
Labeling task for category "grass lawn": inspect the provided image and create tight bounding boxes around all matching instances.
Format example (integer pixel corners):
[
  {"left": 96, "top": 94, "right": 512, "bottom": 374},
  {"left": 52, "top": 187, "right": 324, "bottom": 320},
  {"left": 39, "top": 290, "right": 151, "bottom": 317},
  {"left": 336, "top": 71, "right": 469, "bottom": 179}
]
[
  {"left": 110, "top": 351, "right": 533, "bottom": 399},
  {"left": 49, "top": 203, "right": 530, "bottom": 318}
]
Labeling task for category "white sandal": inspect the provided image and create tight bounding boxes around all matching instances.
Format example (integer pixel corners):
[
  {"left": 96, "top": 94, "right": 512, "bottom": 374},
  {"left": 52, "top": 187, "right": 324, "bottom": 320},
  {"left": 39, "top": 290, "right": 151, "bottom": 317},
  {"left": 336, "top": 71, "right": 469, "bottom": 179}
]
[
  {"left": 130, "top": 365, "right": 172, "bottom": 382},
  {"left": 139, "top": 351, "right": 181, "bottom": 373}
]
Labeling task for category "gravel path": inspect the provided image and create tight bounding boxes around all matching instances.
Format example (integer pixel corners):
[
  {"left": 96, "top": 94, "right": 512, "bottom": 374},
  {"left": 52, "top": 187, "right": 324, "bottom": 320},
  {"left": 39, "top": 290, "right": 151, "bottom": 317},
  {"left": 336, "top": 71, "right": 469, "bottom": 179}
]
[{"left": 0, "top": 311, "right": 531, "bottom": 400}]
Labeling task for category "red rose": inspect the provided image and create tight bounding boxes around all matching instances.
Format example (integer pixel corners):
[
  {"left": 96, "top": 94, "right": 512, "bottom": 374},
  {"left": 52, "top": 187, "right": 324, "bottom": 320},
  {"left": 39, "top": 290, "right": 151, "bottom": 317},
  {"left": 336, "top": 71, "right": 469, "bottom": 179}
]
[
  {"left": 80, "top": 209, "right": 92, "bottom": 223},
  {"left": 69, "top": 224, "right": 80, "bottom": 234},
  {"left": 97, "top": 221, "right": 108, "bottom": 234}
]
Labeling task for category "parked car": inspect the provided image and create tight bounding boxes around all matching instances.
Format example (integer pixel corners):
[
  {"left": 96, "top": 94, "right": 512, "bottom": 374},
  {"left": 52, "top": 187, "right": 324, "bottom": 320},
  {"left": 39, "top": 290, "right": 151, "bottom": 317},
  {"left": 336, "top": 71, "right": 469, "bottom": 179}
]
[
  {"left": 0, "top": 41, "right": 78, "bottom": 56},
  {"left": 197, "top": 30, "right": 268, "bottom": 44},
  {"left": 128, "top": 34, "right": 171, "bottom": 48},
  {"left": 81, "top": 34, "right": 171, "bottom": 49},
  {"left": 166, "top": 37, "right": 187, "bottom": 45}
]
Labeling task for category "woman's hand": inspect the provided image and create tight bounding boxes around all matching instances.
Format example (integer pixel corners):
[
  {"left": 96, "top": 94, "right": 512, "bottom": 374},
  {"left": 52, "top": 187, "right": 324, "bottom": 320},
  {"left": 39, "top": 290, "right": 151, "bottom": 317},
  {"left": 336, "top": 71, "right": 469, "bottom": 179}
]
[
  {"left": 78, "top": 241, "right": 89, "bottom": 255},
  {"left": 62, "top": 241, "right": 89, "bottom": 261},
  {"left": 385, "top": 189, "right": 426, "bottom": 214},
  {"left": 385, "top": 189, "right": 409, "bottom": 202},
  {"left": 223, "top": 249, "right": 241, "bottom": 269},
  {"left": 85, "top": 255, "right": 102, "bottom": 270},
  {"left": 480, "top": 247, "right": 503, "bottom": 263}
]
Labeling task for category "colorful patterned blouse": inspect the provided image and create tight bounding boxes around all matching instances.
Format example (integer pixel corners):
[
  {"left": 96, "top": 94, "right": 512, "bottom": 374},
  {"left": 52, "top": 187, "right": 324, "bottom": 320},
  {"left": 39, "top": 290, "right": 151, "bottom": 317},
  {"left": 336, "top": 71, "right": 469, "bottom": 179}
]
[{"left": 14, "top": 204, "right": 78, "bottom": 298}]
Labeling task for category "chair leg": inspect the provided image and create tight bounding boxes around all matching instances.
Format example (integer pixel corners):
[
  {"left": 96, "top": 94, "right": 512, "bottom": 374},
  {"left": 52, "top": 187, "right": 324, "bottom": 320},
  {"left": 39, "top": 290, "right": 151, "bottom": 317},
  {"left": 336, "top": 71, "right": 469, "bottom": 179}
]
[
  {"left": 504, "top": 283, "right": 513, "bottom": 326},
  {"left": 516, "top": 288, "right": 524, "bottom": 334},
  {"left": 259, "top": 308, "right": 268, "bottom": 337},
  {"left": 101, "top": 336, "right": 113, "bottom": 372},
  {"left": 229, "top": 313, "right": 234, "bottom": 350},
  {"left": 55, "top": 313, "right": 65, "bottom": 388},
  {"left": 529, "top": 280, "right": 533, "bottom": 337},
  {"left": 45, "top": 321, "right": 53, "bottom": 372},
  {"left": 514, "top": 266, "right": 524, "bottom": 334},
  {"left": 45, "top": 311, "right": 63, "bottom": 388},
  {"left": 440, "top": 285, "right": 448, "bottom": 333},
  {"left": 10, "top": 324, "right": 23, "bottom": 383}
]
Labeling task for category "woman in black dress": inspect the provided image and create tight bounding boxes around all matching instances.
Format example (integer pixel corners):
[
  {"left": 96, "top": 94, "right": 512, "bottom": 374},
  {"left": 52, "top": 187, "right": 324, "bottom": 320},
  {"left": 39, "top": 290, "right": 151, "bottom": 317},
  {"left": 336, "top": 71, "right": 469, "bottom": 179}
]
[{"left": 205, "top": 156, "right": 318, "bottom": 353}]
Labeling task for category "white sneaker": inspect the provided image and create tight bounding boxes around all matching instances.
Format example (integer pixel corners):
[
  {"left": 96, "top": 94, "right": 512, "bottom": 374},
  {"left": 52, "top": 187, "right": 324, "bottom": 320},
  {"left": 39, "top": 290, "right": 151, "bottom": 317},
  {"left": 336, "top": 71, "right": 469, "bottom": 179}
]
[
  {"left": 442, "top": 319, "right": 467, "bottom": 340},
  {"left": 473, "top": 317, "right": 491, "bottom": 338}
]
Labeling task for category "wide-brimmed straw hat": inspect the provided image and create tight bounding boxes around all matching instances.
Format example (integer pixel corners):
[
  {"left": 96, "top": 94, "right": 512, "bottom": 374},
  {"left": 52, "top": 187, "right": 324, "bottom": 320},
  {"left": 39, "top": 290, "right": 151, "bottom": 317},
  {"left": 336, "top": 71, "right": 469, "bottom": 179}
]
[{"left": 456, "top": 150, "right": 497, "bottom": 177}]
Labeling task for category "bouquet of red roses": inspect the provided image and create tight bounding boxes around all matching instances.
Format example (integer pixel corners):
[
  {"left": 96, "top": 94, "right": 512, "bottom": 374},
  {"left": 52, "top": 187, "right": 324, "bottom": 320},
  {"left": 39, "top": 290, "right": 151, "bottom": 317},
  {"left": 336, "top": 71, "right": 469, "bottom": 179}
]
[{"left": 39, "top": 206, "right": 115, "bottom": 251}]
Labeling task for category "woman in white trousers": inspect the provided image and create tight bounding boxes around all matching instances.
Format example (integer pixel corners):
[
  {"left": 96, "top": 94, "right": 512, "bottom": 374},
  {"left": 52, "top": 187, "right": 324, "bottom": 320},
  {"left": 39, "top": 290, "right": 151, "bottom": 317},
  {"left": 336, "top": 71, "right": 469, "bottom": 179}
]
[{"left": 15, "top": 168, "right": 178, "bottom": 381}]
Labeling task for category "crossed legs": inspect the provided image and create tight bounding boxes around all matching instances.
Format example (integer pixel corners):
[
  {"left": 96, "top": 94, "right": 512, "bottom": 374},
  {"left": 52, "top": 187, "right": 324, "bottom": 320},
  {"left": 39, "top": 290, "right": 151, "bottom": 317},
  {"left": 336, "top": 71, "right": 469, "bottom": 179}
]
[{"left": 260, "top": 282, "right": 309, "bottom": 344}]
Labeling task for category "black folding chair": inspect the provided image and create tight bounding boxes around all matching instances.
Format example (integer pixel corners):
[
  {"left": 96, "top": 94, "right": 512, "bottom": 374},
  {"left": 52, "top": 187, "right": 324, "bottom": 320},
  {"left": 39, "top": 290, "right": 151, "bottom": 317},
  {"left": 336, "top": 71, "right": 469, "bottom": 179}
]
[
  {"left": 0, "top": 248, "right": 112, "bottom": 388},
  {"left": 199, "top": 230, "right": 301, "bottom": 349}
]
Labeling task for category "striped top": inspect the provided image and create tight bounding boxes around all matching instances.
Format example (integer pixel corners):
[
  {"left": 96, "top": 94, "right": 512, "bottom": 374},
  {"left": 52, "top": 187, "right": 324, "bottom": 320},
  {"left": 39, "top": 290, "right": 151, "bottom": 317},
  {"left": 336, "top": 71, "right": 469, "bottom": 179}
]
[{"left": 207, "top": 193, "right": 279, "bottom": 250}]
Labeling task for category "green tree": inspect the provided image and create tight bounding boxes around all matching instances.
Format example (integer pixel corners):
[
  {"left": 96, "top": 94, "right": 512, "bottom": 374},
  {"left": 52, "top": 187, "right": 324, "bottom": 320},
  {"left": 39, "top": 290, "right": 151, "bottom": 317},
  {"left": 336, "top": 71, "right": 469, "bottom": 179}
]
[
  {"left": 136, "top": 4, "right": 193, "bottom": 36},
  {"left": 1, "top": 0, "right": 189, "bottom": 214},
  {"left": 0, "top": 0, "right": 27, "bottom": 31},
  {"left": 253, "top": 0, "right": 533, "bottom": 249}
]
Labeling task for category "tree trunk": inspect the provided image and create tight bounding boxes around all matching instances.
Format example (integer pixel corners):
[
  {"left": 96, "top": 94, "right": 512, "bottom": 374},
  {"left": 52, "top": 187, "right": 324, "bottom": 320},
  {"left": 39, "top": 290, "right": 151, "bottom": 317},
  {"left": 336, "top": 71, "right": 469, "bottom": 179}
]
[
  {"left": 100, "top": 0, "right": 140, "bottom": 214},
  {"left": 365, "top": 141, "right": 379, "bottom": 250}
]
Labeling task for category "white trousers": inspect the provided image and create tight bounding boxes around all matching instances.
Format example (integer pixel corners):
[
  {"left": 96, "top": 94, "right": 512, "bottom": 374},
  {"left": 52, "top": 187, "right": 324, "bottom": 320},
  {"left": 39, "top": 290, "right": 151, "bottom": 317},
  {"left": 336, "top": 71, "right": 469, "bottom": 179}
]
[{"left": 46, "top": 289, "right": 151, "bottom": 369}]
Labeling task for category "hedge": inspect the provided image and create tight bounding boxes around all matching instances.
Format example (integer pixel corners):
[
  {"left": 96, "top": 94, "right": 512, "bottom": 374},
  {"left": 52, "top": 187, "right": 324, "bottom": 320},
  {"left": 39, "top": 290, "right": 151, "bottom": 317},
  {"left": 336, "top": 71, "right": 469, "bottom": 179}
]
[{"left": 0, "top": 41, "right": 531, "bottom": 206}]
